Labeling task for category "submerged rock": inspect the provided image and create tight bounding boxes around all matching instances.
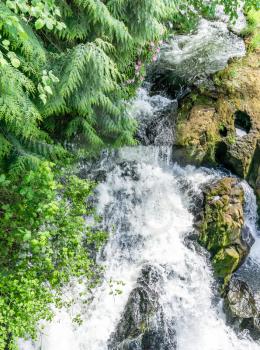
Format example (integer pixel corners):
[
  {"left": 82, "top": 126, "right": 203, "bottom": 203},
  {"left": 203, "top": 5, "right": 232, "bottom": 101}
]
[
  {"left": 198, "top": 177, "right": 254, "bottom": 283},
  {"left": 108, "top": 264, "right": 176, "bottom": 350}
]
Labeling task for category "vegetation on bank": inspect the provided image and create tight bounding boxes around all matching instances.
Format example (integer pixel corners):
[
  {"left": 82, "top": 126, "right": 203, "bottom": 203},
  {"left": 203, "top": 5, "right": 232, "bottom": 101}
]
[
  {"left": 0, "top": 162, "right": 107, "bottom": 349},
  {"left": 242, "top": 8, "right": 260, "bottom": 51},
  {"left": 0, "top": 0, "right": 259, "bottom": 348}
]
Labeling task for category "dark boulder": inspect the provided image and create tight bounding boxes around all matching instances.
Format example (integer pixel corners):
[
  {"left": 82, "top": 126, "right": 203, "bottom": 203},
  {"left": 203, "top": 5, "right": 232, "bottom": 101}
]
[{"left": 108, "top": 264, "right": 176, "bottom": 350}]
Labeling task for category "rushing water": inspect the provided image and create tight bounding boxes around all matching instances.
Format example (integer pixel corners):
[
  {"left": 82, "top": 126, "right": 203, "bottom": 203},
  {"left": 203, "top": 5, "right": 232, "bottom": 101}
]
[
  {"left": 19, "top": 143, "right": 260, "bottom": 350},
  {"left": 19, "top": 11, "right": 260, "bottom": 349}
]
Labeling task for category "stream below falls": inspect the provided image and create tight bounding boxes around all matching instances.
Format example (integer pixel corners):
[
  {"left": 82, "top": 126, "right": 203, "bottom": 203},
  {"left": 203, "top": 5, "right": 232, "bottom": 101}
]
[{"left": 20, "top": 143, "right": 260, "bottom": 350}]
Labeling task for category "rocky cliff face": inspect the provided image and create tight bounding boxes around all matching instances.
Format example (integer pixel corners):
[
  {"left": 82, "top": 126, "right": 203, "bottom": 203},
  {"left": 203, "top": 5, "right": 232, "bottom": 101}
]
[{"left": 174, "top": 48, "right": 260, "bottom": 209}]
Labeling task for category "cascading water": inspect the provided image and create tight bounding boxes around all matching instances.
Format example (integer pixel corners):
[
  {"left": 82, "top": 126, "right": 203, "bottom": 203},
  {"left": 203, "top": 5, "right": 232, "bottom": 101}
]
[
  {"left": 20, "top": 144, "right": 260, "bottom": 350},
  {"left": 19, "top": 12, "right": 260, "bottom": 350}
]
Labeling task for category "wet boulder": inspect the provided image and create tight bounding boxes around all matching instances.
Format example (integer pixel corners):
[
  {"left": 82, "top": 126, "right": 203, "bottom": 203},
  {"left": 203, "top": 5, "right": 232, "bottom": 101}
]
[
  {"left": 198, "top": 178, "right": 254, "bottom": 283},
  {"left": 214, "top": 49, "right": 260, "bottom": 203},
  {"left": 172, "top": 48, "right": 260, "bottom": 208},
  {"left": 225, "top": 278, "right": 257, "bottom": 319},
  {"left": 119, "top": 161, "right": 140, "bottom": 181},
  {"left": 108, "top": 264, "right": 176, "bottom": 350},
  {"left": 224, "top": 277, "right": 260, "bottom": 338},
  {"left": 134, "top": 94, "right": 177, "bottom": 146}
]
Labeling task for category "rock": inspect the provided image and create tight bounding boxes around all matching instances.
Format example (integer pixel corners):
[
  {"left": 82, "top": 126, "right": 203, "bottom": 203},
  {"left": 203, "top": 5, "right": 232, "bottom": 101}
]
[
  {"left": 214, "top": 50, "right": 260, "bottom": 203},
  {"left": 212, "top": 247, "right": 240, "bottom": 280},
  {"left": 198, "top": 177, "right": 254, "bottom": 283},
  {"left": 174, "top": 103, "right": 220, "bottom": 165},
  {"left": 174, "top": 48, "right": 260, "bottom": 208},
  {"left": 224, "top": 277, "right": 260, "bottom": 338},
  {"left": 108, "top": 264, "right": 176, "bottom": 350},
  {"left": 225, "top": 278, "right": 257, "bottom": 319},
  {"left": 217, "top": 129, "right": 259, "bottom": 179},
  {"left": 150, "top": 19, "right": 245, "bottom": 93},
  {"left": 135, "top": 100, "right": 177, "bottom": 146},
  {"left": 119, "top": 161, "right": 140, "bottom": 181}
]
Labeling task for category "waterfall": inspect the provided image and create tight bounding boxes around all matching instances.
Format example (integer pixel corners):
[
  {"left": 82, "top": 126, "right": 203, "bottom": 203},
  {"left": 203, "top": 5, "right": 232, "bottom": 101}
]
[
  {"left": 18, "top": 12, "right": 260, "bottom": 348},
  {"left": 19, "top": 146, "right": 260, "bottom": 350},
  {"left": 241, "top": 182, "right": 260, "bottom": 265}
]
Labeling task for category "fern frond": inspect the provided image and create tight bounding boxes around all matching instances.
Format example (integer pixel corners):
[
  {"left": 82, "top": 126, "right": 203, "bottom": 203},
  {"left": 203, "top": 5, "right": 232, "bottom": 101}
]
[
  {"left": 9, "top": 154, "right": 41, "bottom": 176},
  {"left": 74, "top": 0, "right": 131, "bottom": 44}
]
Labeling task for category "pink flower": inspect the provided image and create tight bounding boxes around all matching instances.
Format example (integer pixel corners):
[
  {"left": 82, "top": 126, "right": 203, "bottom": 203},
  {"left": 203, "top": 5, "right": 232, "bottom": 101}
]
[
  {"left": 156, "top": 47, "right": 160, "bottom": 53},
  {"left": 152, "top": 55, "right": 158, "bottom": 62},
  {"left": 140, "top": 76, "right": 145, "bottom": 82}
]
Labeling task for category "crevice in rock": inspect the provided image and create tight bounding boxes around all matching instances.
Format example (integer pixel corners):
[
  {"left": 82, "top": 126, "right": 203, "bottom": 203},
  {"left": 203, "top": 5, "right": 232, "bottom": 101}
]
[
  {"left": 219, "top": 125, "right": 228, "bottom": 137},
  {"left": 234, "top": 111, "right": 252, "bottom": 134},
  {"left": 215, "top": 141, "right": 228, "bottom": 165}
]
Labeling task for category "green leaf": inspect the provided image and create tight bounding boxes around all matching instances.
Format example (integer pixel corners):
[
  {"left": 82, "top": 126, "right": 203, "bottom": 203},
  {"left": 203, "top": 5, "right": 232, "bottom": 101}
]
[
  {"left": 11, "top": 57, "right": 20, "bottom": 68},
  {"left": 0, "top": 174, "right": 6, "bottom": 183},
  {"left": 39, "top": 93, "right": 47, "bottom": 104},
  {"left": 2, "top": 39, "right": 10, "bottom": 47},
  {"left": 45, "top": 18, "right": 54, "bottom": 30},
  {"left": 44, "top": 85, "right": 53, "bottom": 95},
  {"left": 35, "top": 18, "right": 45, "bottom": 30},
  {"left": 23, "top": 231, "right": 32, "bottom": 241}
]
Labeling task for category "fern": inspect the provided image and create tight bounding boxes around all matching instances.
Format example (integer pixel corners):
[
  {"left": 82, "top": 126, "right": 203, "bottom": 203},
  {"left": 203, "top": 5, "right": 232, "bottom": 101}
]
[{"left": 0, "top": 0, "right": 257, "bottom": 171}]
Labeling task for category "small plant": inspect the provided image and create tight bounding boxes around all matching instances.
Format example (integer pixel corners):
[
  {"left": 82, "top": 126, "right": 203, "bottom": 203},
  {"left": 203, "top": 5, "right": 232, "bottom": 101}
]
[{"left": 226, "top": 134, "right": 236, "bottom": 145}]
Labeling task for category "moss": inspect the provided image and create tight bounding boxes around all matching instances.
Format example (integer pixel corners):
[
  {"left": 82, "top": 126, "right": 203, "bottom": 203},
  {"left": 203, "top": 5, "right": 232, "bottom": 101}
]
[
  {"left": 241, "top": 9, "right": 260, "bottom": 51},
  {"left": 199, "top": 178, "right": 246, "bottom": 284},
  {"left": 176, "top": 100, "right": 222, "bottom": 164},
  {"left": 212, "top": 247, "right": 240, "bottom": 281}
]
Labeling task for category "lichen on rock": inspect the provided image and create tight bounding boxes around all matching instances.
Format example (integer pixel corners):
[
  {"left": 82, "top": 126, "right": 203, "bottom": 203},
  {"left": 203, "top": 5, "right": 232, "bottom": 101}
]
[
  {"left": 175, "top": 102, "right": 220, "bottom": 164},
  {"left": 198, "top": 177, "right": 253, "bottom": 283},
  {"left": 175, "top": 47, "right": 260, "bottom": 209}
]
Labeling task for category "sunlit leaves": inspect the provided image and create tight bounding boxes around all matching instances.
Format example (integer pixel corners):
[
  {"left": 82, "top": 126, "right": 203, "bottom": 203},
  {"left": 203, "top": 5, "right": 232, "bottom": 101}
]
[{"left": 0, "top": 163, "right": 107, "bottom": 349}]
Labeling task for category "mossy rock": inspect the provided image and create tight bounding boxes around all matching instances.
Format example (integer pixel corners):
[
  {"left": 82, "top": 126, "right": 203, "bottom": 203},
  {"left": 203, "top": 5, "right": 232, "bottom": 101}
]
[
  {"left": 198, "top": 177, "right": 252, "bottom": 284},
  {"left": 212, "top": 247, "right": 240, "bottom": 281},
  {"left": 175, "top": 103, "right": 221, "bottom": 165},
  {"left": 175, "top": 45, "right": 260, "bottom": 196}
]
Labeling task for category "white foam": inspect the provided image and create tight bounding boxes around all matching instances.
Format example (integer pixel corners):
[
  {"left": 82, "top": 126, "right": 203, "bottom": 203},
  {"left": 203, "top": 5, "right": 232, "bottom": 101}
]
[{"left": 19, "top": 158, "right": 260, "bottom": 350}]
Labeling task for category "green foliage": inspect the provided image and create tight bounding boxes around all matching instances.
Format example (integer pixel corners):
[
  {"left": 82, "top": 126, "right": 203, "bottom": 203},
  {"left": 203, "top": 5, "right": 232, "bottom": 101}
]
[
  {"left": 241, "top": 9, "right": 260, "bottom": 51},
  {"left": 0, "top": 1, "right": 258, "bottom": 348},
  {"left": 0, "top": 162, "right": 107, "bottom": 349},
  {"left": 0, "top": 0, "right": 258, "bottom": 170}
]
